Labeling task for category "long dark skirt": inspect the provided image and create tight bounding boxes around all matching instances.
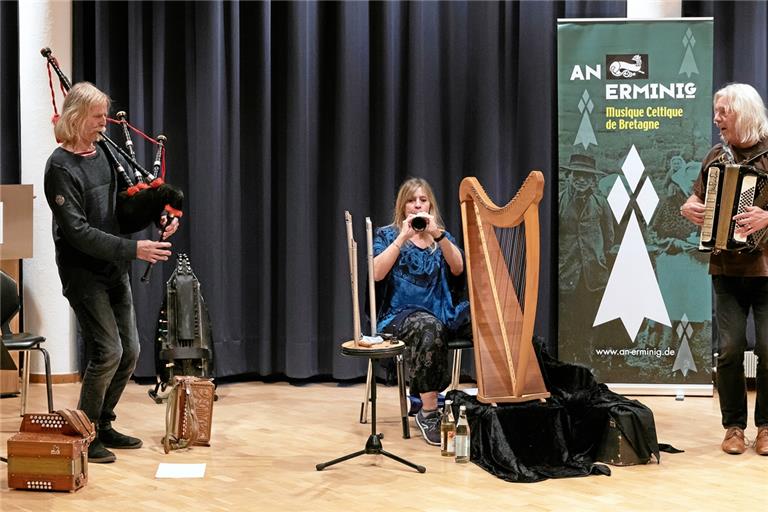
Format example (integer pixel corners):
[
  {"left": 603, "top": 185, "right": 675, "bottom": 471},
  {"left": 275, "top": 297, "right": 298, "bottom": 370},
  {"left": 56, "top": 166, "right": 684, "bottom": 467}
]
[{"left": 386, "top": 311, "right": 451, "bottom": 396}]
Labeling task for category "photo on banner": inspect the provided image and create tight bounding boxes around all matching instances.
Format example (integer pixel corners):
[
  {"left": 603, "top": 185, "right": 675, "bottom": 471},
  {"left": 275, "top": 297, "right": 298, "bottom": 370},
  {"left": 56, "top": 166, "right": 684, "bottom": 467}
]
[{"left": 556, "top": 18, "right": 714, "bottom": 393}]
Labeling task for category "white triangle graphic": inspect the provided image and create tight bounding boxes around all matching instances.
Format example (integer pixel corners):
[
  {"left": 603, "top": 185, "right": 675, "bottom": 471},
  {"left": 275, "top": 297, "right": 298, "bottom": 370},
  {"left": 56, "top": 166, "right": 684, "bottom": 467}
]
[{"left": 594, "top": 211, "right": 671, "bottom": 339}]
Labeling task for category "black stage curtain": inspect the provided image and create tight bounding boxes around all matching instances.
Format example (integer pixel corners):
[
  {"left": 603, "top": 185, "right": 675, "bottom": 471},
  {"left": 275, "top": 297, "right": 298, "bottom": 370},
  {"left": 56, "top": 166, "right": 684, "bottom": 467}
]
[
  {"left": 0, "top": 0, "right": 20, "bottom": 184},
  {"left": 73, "top": 0, "right": 595, "bottom": 380},
  {"left": 18, "top": 1, "right": 768, "bottom": 381}
]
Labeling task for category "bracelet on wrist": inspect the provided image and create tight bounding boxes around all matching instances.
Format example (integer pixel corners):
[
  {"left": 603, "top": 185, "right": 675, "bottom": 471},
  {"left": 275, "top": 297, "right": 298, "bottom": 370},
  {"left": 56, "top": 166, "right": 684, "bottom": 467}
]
[
  {"left": 393, "top": 241, "right": 402, "bottom": 250},
  {"left": 433, "top": 231, "right": 446, "bottom": 243}
]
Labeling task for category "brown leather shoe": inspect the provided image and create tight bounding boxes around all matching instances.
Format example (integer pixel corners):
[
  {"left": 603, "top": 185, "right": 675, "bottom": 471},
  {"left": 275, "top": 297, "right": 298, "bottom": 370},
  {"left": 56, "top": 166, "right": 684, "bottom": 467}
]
[
  {"left": 721, "top": 426, "right": 746, "bottom": 454},
  {"left": 755, "top": 427, "right": 768, "bottom": 456}
]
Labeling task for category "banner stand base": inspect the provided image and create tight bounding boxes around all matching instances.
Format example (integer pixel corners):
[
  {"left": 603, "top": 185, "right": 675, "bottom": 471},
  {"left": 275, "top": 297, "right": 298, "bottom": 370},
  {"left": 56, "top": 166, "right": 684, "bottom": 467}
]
[{"left": 607, "top": 383, "right": 713, "bottom": 397}]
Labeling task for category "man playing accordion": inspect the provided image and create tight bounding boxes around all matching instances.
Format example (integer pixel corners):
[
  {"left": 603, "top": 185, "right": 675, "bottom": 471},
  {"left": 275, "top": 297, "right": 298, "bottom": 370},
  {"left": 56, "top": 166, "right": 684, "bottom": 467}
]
[
  {"left": 44, "top": 82, "right": 179, "bottom": 463},
  {"left": 681, "top": 83, "right": 768, "bottom": 456}
]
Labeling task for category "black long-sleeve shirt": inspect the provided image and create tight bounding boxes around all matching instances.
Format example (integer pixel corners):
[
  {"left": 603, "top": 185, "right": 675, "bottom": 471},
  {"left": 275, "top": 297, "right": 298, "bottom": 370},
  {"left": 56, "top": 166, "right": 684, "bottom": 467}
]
[{"left": 44, "top": 145, "right": 137, "bottom": 303}]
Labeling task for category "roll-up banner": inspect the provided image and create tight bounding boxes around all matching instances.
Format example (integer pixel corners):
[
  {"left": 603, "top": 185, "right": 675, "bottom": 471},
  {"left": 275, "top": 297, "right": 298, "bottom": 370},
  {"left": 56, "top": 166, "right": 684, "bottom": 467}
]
[{"left": 557, "top": 18, "right": 714, "bottom": 396}]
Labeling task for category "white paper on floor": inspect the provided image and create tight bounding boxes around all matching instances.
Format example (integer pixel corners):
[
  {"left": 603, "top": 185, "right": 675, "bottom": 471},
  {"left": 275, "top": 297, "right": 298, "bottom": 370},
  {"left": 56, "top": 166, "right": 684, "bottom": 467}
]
[{"left": 155, "top": 463, "right": 206, "bottom": 479}]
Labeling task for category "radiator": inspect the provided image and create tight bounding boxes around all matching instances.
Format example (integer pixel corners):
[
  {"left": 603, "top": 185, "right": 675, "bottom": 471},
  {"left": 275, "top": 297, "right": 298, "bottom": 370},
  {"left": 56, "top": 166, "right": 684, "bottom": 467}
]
[{"left": 745, "top": 351, "right": 757, "bottom": 379}]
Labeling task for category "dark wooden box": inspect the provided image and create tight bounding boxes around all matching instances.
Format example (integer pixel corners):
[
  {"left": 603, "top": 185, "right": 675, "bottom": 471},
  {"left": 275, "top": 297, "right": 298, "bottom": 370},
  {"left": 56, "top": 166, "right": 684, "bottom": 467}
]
[{"left": 596, "top": 418, "right": 650, "bottom": 466}]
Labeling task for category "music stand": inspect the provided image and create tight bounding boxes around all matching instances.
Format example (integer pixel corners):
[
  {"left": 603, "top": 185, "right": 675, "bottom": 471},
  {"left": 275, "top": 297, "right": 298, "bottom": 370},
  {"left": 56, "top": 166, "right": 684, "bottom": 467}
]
[{"left": 316, "top": 339, "right": 426, "bottom": 473}]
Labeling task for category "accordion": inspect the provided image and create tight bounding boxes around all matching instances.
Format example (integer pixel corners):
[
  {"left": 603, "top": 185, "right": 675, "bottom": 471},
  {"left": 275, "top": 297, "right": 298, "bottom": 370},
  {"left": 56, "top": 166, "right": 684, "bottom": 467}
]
[
  {"left": 7, "top": 410, "right": 95, "bottom": 492},
  {"left": 699, "top": 162, "right": 768, "bottom": 252},
  {"left": 163, "top": 376, "right": 215, "bottom": 453}
]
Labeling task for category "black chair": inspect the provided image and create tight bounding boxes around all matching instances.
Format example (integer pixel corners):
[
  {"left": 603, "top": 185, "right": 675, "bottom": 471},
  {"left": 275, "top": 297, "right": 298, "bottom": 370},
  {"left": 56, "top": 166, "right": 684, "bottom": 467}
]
[
  {"left": 447, "top": 337, "right": 473, "bottom": 391},
  {"left": 1, "top": 269, "right": 54, "bottom": 415}
]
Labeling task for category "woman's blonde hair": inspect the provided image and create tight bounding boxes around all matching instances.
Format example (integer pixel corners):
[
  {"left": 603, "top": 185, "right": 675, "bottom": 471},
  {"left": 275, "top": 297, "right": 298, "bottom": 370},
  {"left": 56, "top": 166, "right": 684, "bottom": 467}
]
[
  {"left": 391, "top": 177, "right": 445, "bottom": 232},
  {"left": 54, "top": 82, "right": 110, "bottom": 147},
  {"left": 714, "top": 83, "right": 768, "bottom": 147}
]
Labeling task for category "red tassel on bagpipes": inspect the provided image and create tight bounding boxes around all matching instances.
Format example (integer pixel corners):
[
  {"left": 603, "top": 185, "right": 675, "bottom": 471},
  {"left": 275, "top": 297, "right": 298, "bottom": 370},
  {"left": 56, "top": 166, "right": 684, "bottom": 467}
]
[{"left": 41, "top": 47, "right": 184, "bottom": 283}]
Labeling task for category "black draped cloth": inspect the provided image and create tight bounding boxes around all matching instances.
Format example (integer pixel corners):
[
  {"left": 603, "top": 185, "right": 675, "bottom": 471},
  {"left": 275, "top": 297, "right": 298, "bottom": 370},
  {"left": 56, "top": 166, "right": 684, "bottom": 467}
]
[{"left": 447, "top": 343, "right": 661, "bottom": 483}]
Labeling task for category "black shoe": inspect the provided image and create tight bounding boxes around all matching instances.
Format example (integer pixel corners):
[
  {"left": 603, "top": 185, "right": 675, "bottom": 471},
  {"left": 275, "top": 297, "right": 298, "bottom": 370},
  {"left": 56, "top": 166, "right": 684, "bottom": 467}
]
[
  {"left": 88, "top": 439, "right": 117, "bottom": 463},
  {"left": 99, "top": 427, "right": 143, "bottom": 449},
  {"left": 415, "top": 409, "right": 441, "bottom": 446}
]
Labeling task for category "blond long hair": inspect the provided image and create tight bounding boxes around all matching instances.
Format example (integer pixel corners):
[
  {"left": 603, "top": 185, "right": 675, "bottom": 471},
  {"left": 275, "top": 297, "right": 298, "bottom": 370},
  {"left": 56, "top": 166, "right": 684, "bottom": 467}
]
[
  {"left": 391, "top": 177, "right": 445, "bottom": 232},
  {"left": 54, "top": 82, "right": 110, "bottom": 147},
  {"left": 714, "top": 83, "right": 768, "bottom": 147}
]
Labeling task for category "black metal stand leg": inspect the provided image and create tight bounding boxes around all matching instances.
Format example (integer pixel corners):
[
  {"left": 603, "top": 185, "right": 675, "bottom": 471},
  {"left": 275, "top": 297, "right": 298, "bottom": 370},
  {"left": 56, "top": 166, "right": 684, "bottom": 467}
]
[
  {"left": 39, "top": 347, "right": 54, "bottom": 413},
  {"left": 316, "top": 358, "right": 425, "bottom": 473},
  {"left": 380, "top": 449, "right": 426, "bottom": 473},
  {"left": 315, "top": 449, "right": 367, "bottom": 471}
]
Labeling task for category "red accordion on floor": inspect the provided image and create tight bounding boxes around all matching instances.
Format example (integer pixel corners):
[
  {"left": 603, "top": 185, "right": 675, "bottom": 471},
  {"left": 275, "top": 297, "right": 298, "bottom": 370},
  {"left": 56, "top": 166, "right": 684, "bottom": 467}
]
[{"left": 7, "top": 410, "right": 96, "bottom": 492}]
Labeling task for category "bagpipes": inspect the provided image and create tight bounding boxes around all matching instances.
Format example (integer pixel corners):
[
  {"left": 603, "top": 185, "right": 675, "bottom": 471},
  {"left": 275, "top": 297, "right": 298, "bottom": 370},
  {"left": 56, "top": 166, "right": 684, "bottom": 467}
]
[{"left": 41, "top": 47, "right": 184, "bottom": 282}]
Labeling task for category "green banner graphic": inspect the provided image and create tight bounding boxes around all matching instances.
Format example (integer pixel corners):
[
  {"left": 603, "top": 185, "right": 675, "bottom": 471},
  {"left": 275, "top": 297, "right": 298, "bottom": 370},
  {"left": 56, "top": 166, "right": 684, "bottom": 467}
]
[{"left": 557, "top": 19, "right": 714, "bottom": 390}]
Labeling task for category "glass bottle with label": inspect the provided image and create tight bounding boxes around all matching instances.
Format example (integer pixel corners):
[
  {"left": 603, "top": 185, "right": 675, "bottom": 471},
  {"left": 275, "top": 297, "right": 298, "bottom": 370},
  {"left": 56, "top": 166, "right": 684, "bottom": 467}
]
[
  {"left": 440, "top": 399, "right": 456, "bottom": 456},
  {"left": 455, "top": 404, "right": 470, "bottom": 463}
]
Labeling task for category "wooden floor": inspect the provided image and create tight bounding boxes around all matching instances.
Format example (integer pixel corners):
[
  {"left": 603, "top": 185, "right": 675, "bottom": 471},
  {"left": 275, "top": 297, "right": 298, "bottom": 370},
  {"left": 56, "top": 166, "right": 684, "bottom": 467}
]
[{"left": 0, "top": 380, "right": 765, "bottom": 511}]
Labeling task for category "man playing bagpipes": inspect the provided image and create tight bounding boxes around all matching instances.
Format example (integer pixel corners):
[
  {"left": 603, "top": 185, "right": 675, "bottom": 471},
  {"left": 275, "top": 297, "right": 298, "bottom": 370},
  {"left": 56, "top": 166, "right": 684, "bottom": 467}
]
[{"left": 43, "top": 81, "right": 181, "bottom": 463}]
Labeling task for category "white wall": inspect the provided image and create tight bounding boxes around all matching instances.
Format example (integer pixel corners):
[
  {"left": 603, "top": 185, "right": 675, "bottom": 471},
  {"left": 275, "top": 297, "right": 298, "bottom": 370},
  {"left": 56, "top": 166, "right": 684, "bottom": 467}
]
[
  {"left": 627, "top": 0, "right": 682, "bottom": 19},
  {"left": 19, "top": 0, "right": 78, "bottom": 376}
]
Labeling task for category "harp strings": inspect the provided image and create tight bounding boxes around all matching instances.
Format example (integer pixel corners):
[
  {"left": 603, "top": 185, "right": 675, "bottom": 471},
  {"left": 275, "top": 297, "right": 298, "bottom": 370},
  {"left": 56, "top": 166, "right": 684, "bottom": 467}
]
[{"left": 493, "top": 222, "right": 527, "bottom": 339}]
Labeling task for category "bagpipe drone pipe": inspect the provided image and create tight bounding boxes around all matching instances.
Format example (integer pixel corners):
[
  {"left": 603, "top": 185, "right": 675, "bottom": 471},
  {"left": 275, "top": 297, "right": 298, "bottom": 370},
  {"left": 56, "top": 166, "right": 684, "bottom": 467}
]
[{"left": 41, "top": 47, "right": 184, "bottom": 282}]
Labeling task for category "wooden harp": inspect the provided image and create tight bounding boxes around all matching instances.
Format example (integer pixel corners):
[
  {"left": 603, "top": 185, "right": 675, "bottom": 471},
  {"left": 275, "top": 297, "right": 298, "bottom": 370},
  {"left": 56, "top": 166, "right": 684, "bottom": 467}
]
[{"left": 459, "top": 173, "right": 550, "bottom": 403}]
